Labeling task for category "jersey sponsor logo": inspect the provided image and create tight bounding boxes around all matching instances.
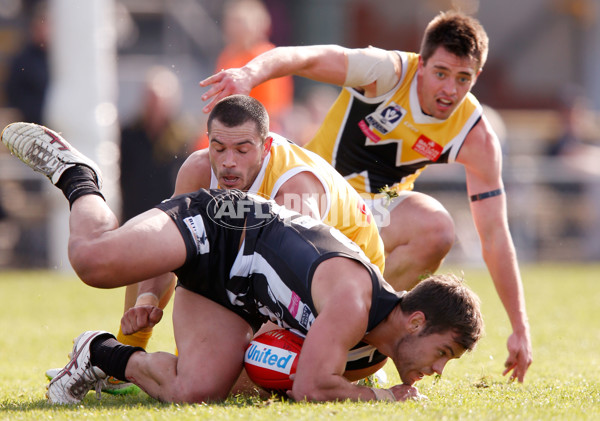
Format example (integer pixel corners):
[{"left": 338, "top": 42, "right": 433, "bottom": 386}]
[
  {"left": 358, "top": 120, "right": 381, "bottom": 142},
  {"left": 364, "top": 103, "right": 405, "bottom": 136},
  {"left": 183, "top": 215, "right": 210, "bottom": 255},
  {"left": 245, "top": 342, "right": 297, "bottom": 374},
  {"left": 412, "top": 135, "right": 443, "bottom": 162},
  {"left": 358, "top": 200, "right": 372, "bottom": 224}
]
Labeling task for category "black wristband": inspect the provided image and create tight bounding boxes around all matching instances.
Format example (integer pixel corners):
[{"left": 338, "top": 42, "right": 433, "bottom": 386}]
[{"left": 469, "top": 188, "right": 504, "bottom": 202}]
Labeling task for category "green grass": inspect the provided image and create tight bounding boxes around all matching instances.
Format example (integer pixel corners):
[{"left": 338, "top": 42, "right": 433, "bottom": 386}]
[{"left": 0, "top": 263, "right": 599, "bottom": 420}]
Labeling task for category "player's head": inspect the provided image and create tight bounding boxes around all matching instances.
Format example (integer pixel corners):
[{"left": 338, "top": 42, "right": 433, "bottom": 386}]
[
  {"left": 416, "top": 11, "right": 488, "bottom": 119},
  {"left": 389, "top": 274, "right": 483, "bottom": 385},
  {"left": 401, "top": 273, "right": 483, "bottom": 351},
  {"left": 207, "top": 95, "right": 272, "bottom": 191},
  {"left": 208, "top": 94, "right": 270, "bottom": 140},
  {"left": 420, "top": 10, "right": 488, "bottom": 72}
]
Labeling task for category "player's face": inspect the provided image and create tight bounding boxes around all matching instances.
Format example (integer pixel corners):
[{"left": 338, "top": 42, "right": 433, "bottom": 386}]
[
  {"left": 208, "top": 119, "right": 271, "bottom": 191},
  {"left": 392, "top": 329, "right": 466, "bottom": 385},
  {"left": 416, "top": 47, "right": 480, "bottom": 120}
]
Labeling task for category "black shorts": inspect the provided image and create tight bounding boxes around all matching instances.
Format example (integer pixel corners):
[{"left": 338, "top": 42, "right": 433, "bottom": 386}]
[
  {"left": 156, "top": 189, "right": 365, "bottom": 333},
  {"left": 156, "top": 188, "right": 395, "bottom": 371}
]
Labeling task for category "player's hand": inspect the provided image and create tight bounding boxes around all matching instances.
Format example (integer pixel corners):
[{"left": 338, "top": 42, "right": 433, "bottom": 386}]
[
  {"left": 389, "top": 384, "right": 428, "bottom": 401},
  {"left": 503, "top": 331, "right": 532, "bottom": 382},
  {"left": 121, "top": 305, "right": 163, "bottom": 335},
  {"left": 199, "top": 68, "right": 254, "bottom": 114}
]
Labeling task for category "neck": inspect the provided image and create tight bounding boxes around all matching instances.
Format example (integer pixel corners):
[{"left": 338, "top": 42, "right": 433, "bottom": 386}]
[{"left": 363, "top": 306, "right": 406, "bottom": 356}]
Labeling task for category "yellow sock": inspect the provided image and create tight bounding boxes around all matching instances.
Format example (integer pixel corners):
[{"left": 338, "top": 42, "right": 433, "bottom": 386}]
[{"left": 116, "top": 325, "right": 153, "bottom": 349}]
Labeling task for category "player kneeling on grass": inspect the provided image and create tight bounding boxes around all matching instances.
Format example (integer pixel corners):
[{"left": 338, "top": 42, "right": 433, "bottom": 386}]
[{"left": 2, "top": 122, "right": 484, "bottom": 403}]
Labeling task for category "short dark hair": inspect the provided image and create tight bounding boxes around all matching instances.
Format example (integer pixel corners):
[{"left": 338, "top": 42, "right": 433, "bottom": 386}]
[
  {"left": 207, "top": 95, "right": 270, "bottom": 141},
  {"left": 420, "top": 10, "right": 489, "bottom": 71},
  {"left": 401, "top": 273, "right": 484, "bottom": 351}
]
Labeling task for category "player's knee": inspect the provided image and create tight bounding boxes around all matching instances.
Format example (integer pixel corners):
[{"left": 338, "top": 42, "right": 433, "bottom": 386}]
[
  {"left": 171, "top": 379, "right": 231, "bottom": 403},
  {"left": 427, "top": 209, "right": 455, "bottom": 256},
  {"left": 68, "top": 242, "right": 115, "bottom": 287}
]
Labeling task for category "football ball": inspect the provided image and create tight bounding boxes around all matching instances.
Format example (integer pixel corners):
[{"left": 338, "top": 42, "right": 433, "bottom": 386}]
[{"left": 244, "top": 329, "right": 304, "bottom": 393}]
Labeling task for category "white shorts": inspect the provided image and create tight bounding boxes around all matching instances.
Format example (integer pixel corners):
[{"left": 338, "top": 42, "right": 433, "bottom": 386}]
[{"left": 363, "top": 191, "right": 415, "bottom": 230}]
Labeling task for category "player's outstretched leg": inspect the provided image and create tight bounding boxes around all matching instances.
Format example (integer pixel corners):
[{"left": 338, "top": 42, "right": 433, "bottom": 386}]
[
  {"left": 1, "top": 122, "right": 102, "bottom": 186},
  {"left": 47, "top": 331, "right": 112, "bottom": 404}
]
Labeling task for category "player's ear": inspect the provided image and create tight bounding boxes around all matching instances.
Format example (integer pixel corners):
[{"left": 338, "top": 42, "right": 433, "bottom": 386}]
[
  {"left": 263, "top": 136, "right": 273, "bottom": 156},
  {"left": 470, "top": 68, "right": 483, "bottom": 87},
  {"left": 406, "top": 311, "right": 426, "bottom": 334}
]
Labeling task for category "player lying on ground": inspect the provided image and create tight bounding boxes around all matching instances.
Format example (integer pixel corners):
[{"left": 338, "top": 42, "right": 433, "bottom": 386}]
[
  {"left": 2, "top": 122, "right": 483, "bottom": 403},
  {"left": 46, "top": 94, "right": 386, "bottom": 395},
  {"left": 199, "top": 10, "right": 532, "bottom": 382}
]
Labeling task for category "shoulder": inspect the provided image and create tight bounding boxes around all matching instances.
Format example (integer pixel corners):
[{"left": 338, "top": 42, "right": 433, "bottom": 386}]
[
  {"left": 174, "top": 149, "right": 212, "bottom": 195},
  {"left": 345, "top": 47, "right": 403, "bottom": 95},
  {"left": 311, "top": 257, "right": 373, "bottom": 316},
  {"left": 463, "top": 115, "right": 501, "bottom": 154},
  {"left": 456, "top": 116, "right": 503, "bottom": 178}
]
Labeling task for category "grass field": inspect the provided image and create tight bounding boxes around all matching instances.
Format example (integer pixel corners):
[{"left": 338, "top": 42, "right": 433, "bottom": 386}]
[{"left": 0, "top": 263, "right": 599, "bottom": 420}]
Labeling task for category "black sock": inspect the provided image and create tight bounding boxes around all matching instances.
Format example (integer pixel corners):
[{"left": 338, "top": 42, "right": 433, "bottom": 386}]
[
  {"left": 90, "top": 334, "right": 145, "bottom": 382},
  {"left": 55, "top": 165, "right": 105, "bottom": 209}
]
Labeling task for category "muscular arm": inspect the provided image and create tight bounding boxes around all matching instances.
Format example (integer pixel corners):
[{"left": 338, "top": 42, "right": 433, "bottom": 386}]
[
  {"left": 172, "top": 149, "right": 213, "bottom": 196},
  {"left": 200, "top": 45, "right": 403, "bottom": 113},
  {"left": 273, "top": 171, "right": 328, "bottom": 220},
  {"left": 200, "top": 45, "right": 348, "bottom": 114},
  {"left": 289, "top": 257, "right": 377, "bottom": 401},
  {"left": 290, "top": 257, "right": 420, "bottom": 402},
  {"left": 456, "top": 117, "right": 532, "bottom": 382}
]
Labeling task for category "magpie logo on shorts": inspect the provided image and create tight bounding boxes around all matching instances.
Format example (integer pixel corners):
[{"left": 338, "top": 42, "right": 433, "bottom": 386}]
[{"left": 183, "top": 215, "right": 210, "bottom": 255}]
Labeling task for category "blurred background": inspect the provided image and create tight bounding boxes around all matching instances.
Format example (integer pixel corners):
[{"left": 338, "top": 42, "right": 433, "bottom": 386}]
[{"left": 0, "top": 0, "right": 598, "bottom": 270}]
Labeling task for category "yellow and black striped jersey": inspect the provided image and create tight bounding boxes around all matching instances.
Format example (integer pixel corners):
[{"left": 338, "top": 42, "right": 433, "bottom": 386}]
[
  {"left": 210, "top": 133, "right": 385, "bottom": 273},
  {"left": 306, "top": 51, "right": 482, "bottom": 198}
]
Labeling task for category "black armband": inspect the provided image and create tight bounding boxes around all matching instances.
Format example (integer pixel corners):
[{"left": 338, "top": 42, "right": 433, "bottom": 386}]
[{"left": 469, "top": 188, "right": 504, "bottom": 202}]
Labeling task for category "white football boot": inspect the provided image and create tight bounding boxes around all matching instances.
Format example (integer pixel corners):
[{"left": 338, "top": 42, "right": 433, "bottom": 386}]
[
  {"left": 46, "top": 367, "right": 139, "bottom": 396},
  {"left": 1, "top": 122, "right": 102, "bottom": 187},
  {"left": 46, "top": 331, "right": 110, "bottom": 404}
]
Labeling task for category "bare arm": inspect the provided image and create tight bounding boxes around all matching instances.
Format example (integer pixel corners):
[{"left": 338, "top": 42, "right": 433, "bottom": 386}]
[
  {"left": 120, "top": 272, "right": 175, "bottom": 334},
  {"left": 200, "top": 45, "right": 349, "bottom": 114},
  {"left": 273, "top": 171, "right": 328, "bottom": 220},
  {"left": 289, "top": 257, "right": 376, "bottom": 402},
  {"left": 456, "top": 117, "right": 532, "bottom": 382},
  {"left": 172, "top": 149, "right": 213, "bottom": 196},
  {"left": 289, "top": 257, "right": 421, "bottom": 402}
]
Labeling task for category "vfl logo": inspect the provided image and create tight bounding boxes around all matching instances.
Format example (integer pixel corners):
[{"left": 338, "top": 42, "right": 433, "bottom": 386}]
[
  {"left": 364, "top": 103, "right": 405, "bottom": 139},
  {"left": 245, "top": 342, "right": 297, "bottom": 374}
]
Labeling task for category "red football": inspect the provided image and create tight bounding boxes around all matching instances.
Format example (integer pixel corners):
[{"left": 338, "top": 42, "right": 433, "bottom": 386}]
[{"left": 244, "top": 329, "right": 304, "bottom": 392}]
